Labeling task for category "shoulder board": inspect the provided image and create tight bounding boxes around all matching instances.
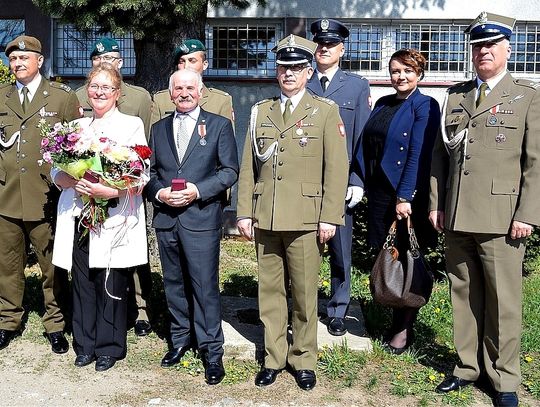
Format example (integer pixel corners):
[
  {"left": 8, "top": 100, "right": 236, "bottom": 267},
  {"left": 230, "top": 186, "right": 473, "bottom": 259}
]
[
  {"left": 207, "top": 87, "right": 230, "bottom": 97},
  {"left": 253, "top": 97, "right": 278, "bottom": 107},
  {"left": 342, "top": 71, "right": 367, "bottom": 81},
  {"left": 514, "top": 79, "right": 540, "bottom": 89},
  {"left": 153, "top": 88, "right": 169, "bottom": 97},
  {"left": 312, "top": 95, "right": 336, "bottom": 106},
  {"left": 448, "top": 80, "right": 473, "bottom": 93},
  {"left": 123, "top": 82, "right": 151, "bottom": 96},
  {"left": 50, "top": 82, "right": 72, "bottom": 92}
]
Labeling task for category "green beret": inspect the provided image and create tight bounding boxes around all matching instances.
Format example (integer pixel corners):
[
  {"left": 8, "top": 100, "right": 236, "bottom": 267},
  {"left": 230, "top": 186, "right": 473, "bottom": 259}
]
[
  {"left": 173, "top": 39, "right": 206, "bottom": 64},
  {"left": 90, "top": 37, "right": 120, "bottom": 59},
  {"left": 5, "top": 35, "right": 42, "bottom": 57}
]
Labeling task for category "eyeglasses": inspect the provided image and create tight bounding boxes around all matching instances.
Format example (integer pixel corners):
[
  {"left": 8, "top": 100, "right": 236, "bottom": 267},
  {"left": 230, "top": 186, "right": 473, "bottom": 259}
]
[
  {"left": 91, "top": 55, "right": 121, "bottom": 62},
  {"left": 277, "top": 64, "right": 309, "bottom": 74},
  {"left": 88, "top": 84, "right": 118, "bottom": 95}
]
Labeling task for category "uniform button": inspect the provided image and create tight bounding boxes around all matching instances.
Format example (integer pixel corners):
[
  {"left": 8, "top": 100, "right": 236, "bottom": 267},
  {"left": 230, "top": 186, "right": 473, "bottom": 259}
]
[
  {"left": 277, "top": 175, "right": 282, "bottom": 180},
  {"left": 403, "top": 132, "right": 408, "bottom": 137},
  {"left": 21, "top": 168, "right": 26, "bottom": 173},
  {"left": 464, "top": 170, "right": 470, "bottom": 175},
  {"left": 465, "top": 154, "right": 471, "bottom": 160},
  {"left": 512, "top": 188, "right": 516, "bottom": 192},
  {"left": 500, "top": 120, "right": 505, "bottom": 125},
  {"left": 280, "top": 134, "right": 285, "bottom": 139},
  {"left": 472, "top": 122, "right": 477, "bottom": 127},
  {"left": 21, "top": 153, "right": 26, "bottom": 159},
  {"left": 22, "top": 139, "right": 27, "bottom": 144},
  {"left": 469, "top": 138, "right": 475, "bottom": 143},
  {"left": 21, "top": 125, "right": 26, "bottom": 130},
  {"left": 399, "top": 147, "right": 404, "bottom": 151},
  {"left": 397, "top": 161, "right": 401, "bottom": 165},
  {"left": 280, "top": 147, "right": 285, "bottom": 152},
  {"left": 177, "top": 169, "right": 182, "bottom": 174},
  {"left": 278, "top": 161, "right": 283, "bottom": 166}
]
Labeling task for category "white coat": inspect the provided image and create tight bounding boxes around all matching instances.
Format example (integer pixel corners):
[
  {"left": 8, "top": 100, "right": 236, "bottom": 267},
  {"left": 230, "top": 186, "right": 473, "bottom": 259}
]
[{"left": 52, "top": 108, "right": 149, "bottom": 271}]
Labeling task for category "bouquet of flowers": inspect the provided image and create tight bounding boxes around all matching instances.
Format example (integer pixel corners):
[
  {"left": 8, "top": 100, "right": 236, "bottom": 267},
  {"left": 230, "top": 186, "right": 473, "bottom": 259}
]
[{"left": 39, "top": 120, "right": 152, "bottom": 235}]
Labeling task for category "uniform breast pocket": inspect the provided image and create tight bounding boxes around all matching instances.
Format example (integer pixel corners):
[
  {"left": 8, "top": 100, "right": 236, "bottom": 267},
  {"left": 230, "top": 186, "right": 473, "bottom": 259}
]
[
  {"left": 483, "top": 115, "right": 521, "bottom": 150},
  {"left": 255, "top": 128, "right": 277, "bottom": 156},
  {"left": 445, "top": 114, "right": 467, "bottom": 136},
  {"left": 292, "top": 126, "right": 321, "bottom": 157},
  {"left": 0, "top": 116, "right": 15, "bottom": 142}
]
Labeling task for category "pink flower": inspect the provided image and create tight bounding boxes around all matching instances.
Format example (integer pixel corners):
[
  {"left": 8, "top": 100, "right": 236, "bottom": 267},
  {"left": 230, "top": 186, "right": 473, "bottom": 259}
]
[
  {"left": 43, "top": 152, "right": 52, "bottom": 163},
  {"left": 40, "top": 138, "right": 49, "bottom": 148},
  {"left": 67, "top": 132, "right": 80, "bottom": 142}
]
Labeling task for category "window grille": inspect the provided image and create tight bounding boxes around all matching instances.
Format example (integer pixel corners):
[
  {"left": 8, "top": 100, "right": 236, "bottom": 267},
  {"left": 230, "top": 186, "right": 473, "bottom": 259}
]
[
  {"left": 0, "top": 19, "right": 25, "bottom": 65},
  {"left": 340, "top": 24, "right": 383, "bottom": 71},
  {"left": 509, "top": 23, "right": 540, "bottom": 74}
]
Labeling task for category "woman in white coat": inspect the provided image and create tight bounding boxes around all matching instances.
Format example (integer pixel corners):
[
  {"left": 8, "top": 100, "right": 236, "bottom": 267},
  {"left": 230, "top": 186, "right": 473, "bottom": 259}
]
[{"left": 52, "top": 63, "right": 148, "bottom": 371}]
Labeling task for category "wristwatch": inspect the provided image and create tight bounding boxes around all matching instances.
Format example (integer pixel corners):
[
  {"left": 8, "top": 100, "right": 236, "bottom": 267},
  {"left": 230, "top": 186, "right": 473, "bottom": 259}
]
[{"left": 397, "top": 197, "right": 410, "bottom": 203}]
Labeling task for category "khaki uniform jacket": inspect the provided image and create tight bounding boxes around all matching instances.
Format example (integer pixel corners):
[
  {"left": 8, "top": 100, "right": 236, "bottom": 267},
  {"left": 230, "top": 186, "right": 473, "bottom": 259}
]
[
  {"left": 237, "top": 92, "right": 348, "bottom": 231},
  {"left": 77, "top": 81, "right": 152, "bottom": 137},
  {"left": 150, "top": 85, "right": 233, "bottom": 126},
  {"left": 0, "top": 78, "right": 80, "bottom": 221},
  {"left": 430, "top": 73, "right": 540, "bottom": 233}
]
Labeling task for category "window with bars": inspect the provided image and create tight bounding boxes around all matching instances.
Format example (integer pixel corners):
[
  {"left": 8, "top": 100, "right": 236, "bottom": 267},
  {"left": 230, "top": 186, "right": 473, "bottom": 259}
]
[
  {"left": 395, "top": 24, "right": 469, "bottom": 73},
  {"left": 52, "top": 22, "right": 136, "bottom": 76},
  {"left": 0, "top": 19, "right": 25, "bottom": 65},
  {"left": 509, "top": 23, "right": 540, "bottom": 74},
  {"left": 340, "top": 24, "right": 383, "bottom": 71},
  {"left": 205, "top": 21, "right": 281, "bottom": 77}
]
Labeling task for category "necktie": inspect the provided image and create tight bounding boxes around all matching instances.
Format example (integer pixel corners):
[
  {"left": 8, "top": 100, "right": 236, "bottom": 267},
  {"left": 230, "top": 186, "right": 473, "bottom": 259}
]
[
  {"left": 175, "top": 115, "right": 190, "bottom": 163},
  {"left": 21, "top": 86, "right": 29, "bottom": 113},
  {"left": 476, "top": 82, "right": 488, "bottom": 108},
  {"left": 283, "top": 98, "right": 292, "bottom": 123},
  {"left": 320, "top": 76, "right": 329, "bottom": 91}
]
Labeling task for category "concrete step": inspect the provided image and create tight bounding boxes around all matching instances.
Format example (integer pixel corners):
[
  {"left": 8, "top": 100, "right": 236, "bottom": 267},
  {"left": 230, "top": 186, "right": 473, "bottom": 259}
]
[{"left": 221, "top": 296, "right": 372, "bottom": 360}]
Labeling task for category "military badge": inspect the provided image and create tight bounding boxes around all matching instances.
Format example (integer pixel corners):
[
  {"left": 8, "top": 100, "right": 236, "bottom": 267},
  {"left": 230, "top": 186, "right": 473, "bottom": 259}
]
[
  {"left": 490, "top": 105, "right": 500, "bottom": 114},
  {"left": 299, "top": 137, "right": 308, "bottom": 147},
  {"left": 495, "top": 134, "right": 507, "bottom": 143},
  {"left": 508, "top": 94, "right": 524, "bottom": 104},
  {"left": 198, "top": 121, "right": 207, "bottom": 146},
  {"left": 96, "top": 42, "right": 105, "bottom": 53},
  {"left": 180, "top": 43, "right": 189, "bottom": 53},
  {"left": 19, "top": 41, "right": 26, "bottom": 50},
  {"left": 321, "top": 19, "right": 329, "bottom": 31},
  {"left": 488, "top": 115, "right": 498, "bottom": 125},
  {"left": 479, "top": 11, "right": 488, "bottom": 24},
  {"left": 287, "top": 34, "right": 296, "bottom": 46},
  {"left": 296, "top": 128, "right": 304, "bottom": 136}
]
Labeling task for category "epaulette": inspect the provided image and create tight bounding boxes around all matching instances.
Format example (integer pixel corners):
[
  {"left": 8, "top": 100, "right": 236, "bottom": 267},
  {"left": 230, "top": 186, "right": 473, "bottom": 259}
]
[
  {"left": 207, "top": 87, "right": 230, "bottom": 97},
  {"left": 254, "top": 97, "right": 278, "bottom": 107},
  {"left": 123, "top": 82, "right": 151, "bottom": 96},
  {"left": 342, "top": 71, "right": 368, "bottom": 81},
  {"left": 153, "top": 88, "right": 168, "bottom": 97},
  {"left": 448, "top": 80, "right": 474, "bottom": 93},
  {"left": 312, "top": 95, "right": 336, "bottom": 106},
  {"left": 50, "top": 82, "right": 72, "bottom": 92},
  {"left": 514, "top": 79, "right": 540, "bottom": 89}
]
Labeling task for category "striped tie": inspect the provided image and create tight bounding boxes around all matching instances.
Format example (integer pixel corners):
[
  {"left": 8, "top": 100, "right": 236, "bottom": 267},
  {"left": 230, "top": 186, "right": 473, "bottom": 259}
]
[{"left": 176, "top": 115, "right": 190, "bottom": 163}]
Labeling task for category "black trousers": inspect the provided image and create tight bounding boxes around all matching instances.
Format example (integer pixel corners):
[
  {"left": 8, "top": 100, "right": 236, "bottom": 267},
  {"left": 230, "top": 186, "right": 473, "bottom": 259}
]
[{"left": 71, "top": 225, "right": 130, "bottom": 359}]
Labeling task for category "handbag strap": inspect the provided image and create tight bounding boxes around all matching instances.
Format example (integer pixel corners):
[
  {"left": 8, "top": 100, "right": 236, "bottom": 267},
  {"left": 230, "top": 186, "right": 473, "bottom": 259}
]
[
  {"left": 382, "top": 220, "right": 397, "bottom": 249},
  {"left": 406, "top": 217, "right": 421, "bottom": 257}
]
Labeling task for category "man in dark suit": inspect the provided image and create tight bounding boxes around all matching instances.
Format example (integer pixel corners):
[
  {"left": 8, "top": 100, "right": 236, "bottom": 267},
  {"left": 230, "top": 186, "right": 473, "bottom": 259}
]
[
  {"left": 146, "top": 69, "right": 238, "bottom": 385},
  {"left": 0, "top": 35, "right": 80, "bottom": 353},
  {"left": 307, "top": 19, "right": 371, "bottom": 336},
  {"left": 430, "top": 12, "right": 540, "bottom": 407}
]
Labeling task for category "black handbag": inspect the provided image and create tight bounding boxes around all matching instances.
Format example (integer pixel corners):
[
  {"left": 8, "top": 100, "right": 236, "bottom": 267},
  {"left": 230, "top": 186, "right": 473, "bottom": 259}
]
[{"left": 370, "top": 218, "right": 434, "bottom": 309}]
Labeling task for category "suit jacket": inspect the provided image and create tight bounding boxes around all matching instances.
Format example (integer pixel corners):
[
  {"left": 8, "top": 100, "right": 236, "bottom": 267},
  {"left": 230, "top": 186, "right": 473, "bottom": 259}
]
[
  {"left": 146, "top": 108, "right": 238, "bottom": 231},
  {"left": 355, "top": 88, "right": 440, "bottom": 201},
  {"left": 307, "top": 69, "right": 371, "bottom": 186},
  {"left": 237, "top": 91, "right": 349, "bottom": 231},
  {"left": 150, "top": 85, "right": 234, "bottom": 126},
  {"left": 77, "top": 81, "right": 153, "bottom": 138},
  {"left": 0, "top": 78, "right": 80, "bottom": 221},
  {"left": 430, "top": 72, "right": 540, "bottom": 233}
]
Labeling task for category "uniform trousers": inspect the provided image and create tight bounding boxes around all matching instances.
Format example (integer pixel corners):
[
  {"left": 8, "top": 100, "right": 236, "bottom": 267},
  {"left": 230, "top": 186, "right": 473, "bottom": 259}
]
[
  {"left": 71, "top": 225, "right": 129, "bottom": 359},
  {"left": 326, "top": 206, "right": 353, "bottom": 319},
  {"left": 255, "top": 228, "right": 323, "bottom": 371},
  {"left": 0, "top": 214, "right": 64, "bottom": 333},
  {"left": 445, "top": 230, "right": 525, "bottom": 392},
  {"left": 156, "top": 221, "right": 224, "bottom": 362}
]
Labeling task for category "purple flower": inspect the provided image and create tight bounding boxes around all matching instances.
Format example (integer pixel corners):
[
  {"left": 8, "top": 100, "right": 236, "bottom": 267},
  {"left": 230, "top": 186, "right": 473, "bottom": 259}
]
[
  {"left": 67, "top": 132, "right": 80, "bottom": 142},
  {"left": 43, "top": 152, "right": 52, "bottom": 163}
]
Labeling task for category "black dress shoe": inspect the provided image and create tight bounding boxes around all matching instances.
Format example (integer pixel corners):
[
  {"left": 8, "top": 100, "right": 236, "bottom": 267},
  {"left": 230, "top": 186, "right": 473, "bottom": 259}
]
[
  {"left": 255, "top": 367, "right": 281, "bottom": 387},
  {"left": 295, "top": 369, "right": 316, "bottom": 390},
  {"left": 161, "top": 346, "right": 191, "bottom": 367},
  {"left": 47, "top": 331, "right": 69, "bottom": 354},
  {"left": 134, "top": 320, "right": 152, "bottom": 337},
  {"left": 494, "top": 392, "right": 518, "bottom": 407},
  {"left": 205, "top": 360, "right": 225, "bottom": 385},
  {"left": 435, "top": 375, "right": 473, "bottom": 393},
  {"left": 327, "top": 317, "right": 347, "bottom": 336},
  {"left": 74, "top": 354, "right": 95, "bottom": 367},
  {"left": 0, "top": 329, "right": 15, "bottom": 351},
  {"left": 95, "top": 356, "right": 117, "bottom": 372}
]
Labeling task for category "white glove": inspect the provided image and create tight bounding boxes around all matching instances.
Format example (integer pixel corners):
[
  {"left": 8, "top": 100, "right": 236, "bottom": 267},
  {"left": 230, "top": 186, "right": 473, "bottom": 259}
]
[{"left": 346, "top": 186, "right": 364, "bottom": 208}]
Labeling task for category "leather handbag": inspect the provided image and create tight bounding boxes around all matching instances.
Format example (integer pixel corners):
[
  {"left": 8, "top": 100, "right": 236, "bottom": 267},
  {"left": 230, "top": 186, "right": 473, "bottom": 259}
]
[{"left": 370, "top": 218, "right": 434, "bottom": 309}]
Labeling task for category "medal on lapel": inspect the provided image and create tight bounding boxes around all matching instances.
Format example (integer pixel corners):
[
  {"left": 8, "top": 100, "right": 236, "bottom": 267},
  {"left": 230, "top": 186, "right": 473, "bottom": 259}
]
[
  {"left": 295, "top": 120, "right": 304, "bottom": 136},
  {"left": 198, "top": 120, "right": 207, "bottom": 146}
]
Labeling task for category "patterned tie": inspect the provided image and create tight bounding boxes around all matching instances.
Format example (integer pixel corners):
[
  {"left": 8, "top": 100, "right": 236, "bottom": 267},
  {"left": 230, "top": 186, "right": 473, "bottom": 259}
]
[
  {"left": 175, "top": 114, "right": 190, "bottom": 163},
  {"left": 320, "top": 76, "right": 329, "bottom": 92},
  {"left": 476, "top": 82, "right": 488, "bottom": 108},
  {"left": 21, "top": 86, "right": 30, "bottom": 113},
  {"left": 283, "top": 98, "right": 292, "bottom": 123}
]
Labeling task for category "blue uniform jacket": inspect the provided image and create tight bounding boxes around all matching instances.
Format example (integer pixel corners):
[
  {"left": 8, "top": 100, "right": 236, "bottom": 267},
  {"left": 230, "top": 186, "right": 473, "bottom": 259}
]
[
  {"left": 354, "top": 88, "right": 440, "bottom": 201},
  {"left": 307, "top": 68, "right": 371, "bottom": 187}
]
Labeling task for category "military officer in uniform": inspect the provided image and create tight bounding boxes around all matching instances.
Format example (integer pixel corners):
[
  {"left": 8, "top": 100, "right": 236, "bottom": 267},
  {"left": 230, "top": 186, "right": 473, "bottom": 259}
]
[
  {"left": 76, "top": 37, "right": 154, "bottom": 337},
  {"left": 237, "top": 34, "right": 348, "bottom": 390},
  {"left": 430, "top": 12, "right": 540, "bottom": 407},
  {"left": 150, "top": 39, "right": 233, "bottom": 125},
  {"left": 307, "top": 18, "right": 371, "bottom": 336},
  {"left": 0, "top": 35, "right": 80, "bottom": 353}
]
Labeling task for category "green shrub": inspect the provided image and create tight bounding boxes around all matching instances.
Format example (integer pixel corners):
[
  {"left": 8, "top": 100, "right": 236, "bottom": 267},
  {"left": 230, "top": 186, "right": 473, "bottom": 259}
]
[{"left": 0, "top": 60, "right": 15, "bottom": 85}]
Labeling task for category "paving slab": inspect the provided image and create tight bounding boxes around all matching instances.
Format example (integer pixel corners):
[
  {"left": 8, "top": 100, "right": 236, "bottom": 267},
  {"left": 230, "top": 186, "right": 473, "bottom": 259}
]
[{"left": 221, "top": 296, "right": 372, "bottom": 360}]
